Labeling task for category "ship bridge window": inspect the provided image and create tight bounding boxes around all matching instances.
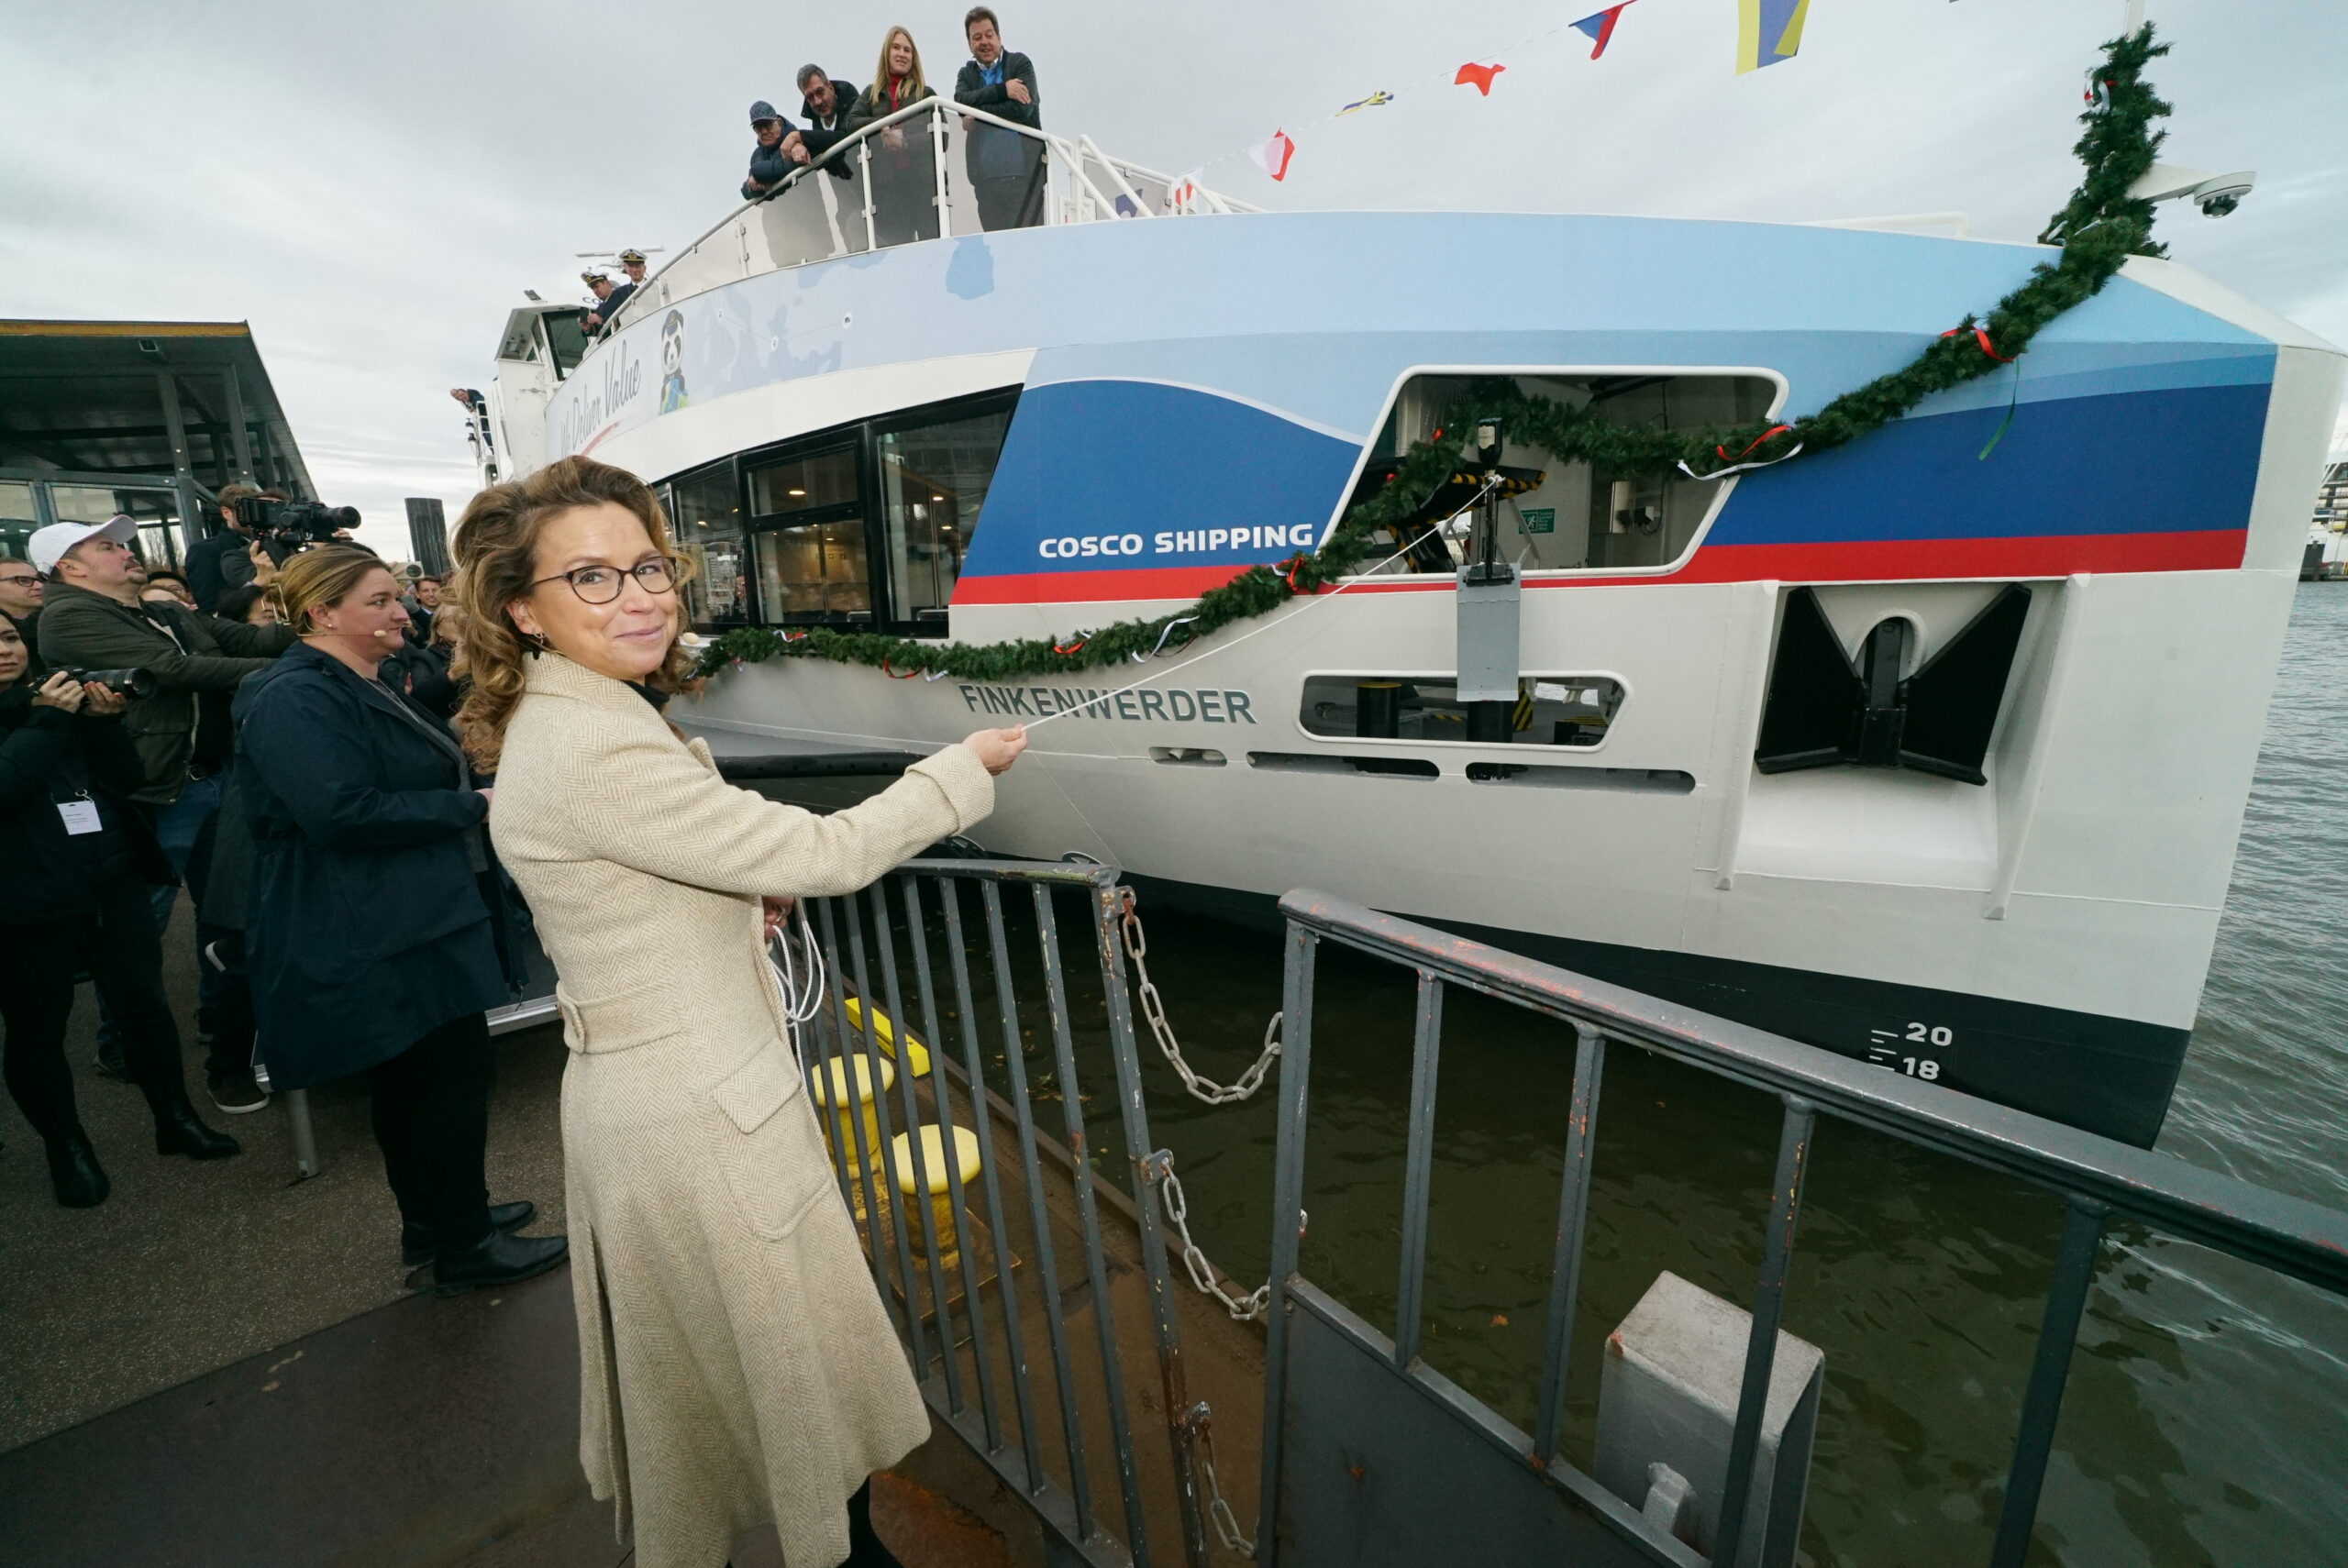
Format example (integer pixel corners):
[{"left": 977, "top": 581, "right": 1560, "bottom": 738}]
[
  {"left": 1349, "top": 370, "right": 1779, "bottom": 574},
  {"left": 1301, "top": 673, "right": 1625, "bottom": 747},
  {"left": 541, "top": 311, "right": 589, "bottom": 378}
]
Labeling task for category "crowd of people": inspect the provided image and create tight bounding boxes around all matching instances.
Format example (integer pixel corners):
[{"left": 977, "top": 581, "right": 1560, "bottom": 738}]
[
  {"left": 6, "top": 447, "right": 1030, "bottom": 1566},
  {"left": 737, "top": 9, "right": 1042, "bottom": 222},
  {"left": 563, "top": 13, "right": 1044, "bottom": 348},
  {"left": 0, "top": 492, "right": 559, "bottom": 1296}
]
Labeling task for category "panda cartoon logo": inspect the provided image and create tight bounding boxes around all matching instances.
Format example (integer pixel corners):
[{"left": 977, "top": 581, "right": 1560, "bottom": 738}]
[{"left": 657, "top": 310, "right": 689, "bottom": 414}]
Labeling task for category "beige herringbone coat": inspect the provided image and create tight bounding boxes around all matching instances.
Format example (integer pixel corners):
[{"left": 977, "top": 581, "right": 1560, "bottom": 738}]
[{"left": 491, "top": 652, "right": 992, "bottom": 1568}]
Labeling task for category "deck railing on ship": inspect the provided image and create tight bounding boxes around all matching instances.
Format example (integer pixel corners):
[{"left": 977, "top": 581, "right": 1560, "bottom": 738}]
[{"left": 606, "top": 101, "right": 1253, "bottom": 339}]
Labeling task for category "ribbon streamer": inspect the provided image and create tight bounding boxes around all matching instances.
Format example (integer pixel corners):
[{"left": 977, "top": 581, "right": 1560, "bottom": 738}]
[
  {"left": 1942, "top": 325, "right": 2014, "bottom": 362},
  {"left": 1133, "top": 615, "right": 1201, "bottom": 663}
]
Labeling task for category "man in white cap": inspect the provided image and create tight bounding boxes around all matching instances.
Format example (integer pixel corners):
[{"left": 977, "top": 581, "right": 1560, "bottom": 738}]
[
  {"left": 580, "top": 270, "right": 620, "bottom": 335},
  {"left": 35, "top": 514, "right": 295, "bottom": 1113}
]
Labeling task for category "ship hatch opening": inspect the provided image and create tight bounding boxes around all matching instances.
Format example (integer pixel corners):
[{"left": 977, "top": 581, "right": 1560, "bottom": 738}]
[
  {"left": 1301, "top": 673, "right": 1624, "bottom": 747},
  {"left": 1755, "top": 583, "right": 2032, "bottom": 786},
  {"left": 1348, "top": 370, "right": 1780, "bottom": 574}
]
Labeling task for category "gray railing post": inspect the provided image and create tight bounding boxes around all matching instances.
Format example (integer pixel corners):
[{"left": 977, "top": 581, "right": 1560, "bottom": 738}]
[
  {"left": 871, "top": 878, "right": 964, "bottom": 1409},
  {"left": 1533, "top": 1022, "right": 1606, "bottom": 1463},
  {"left": 1256, "top": 918, "right": 1319, "bottom": 1568},
  {"left": 1391, "top": 971, "right": 1444, "bottom": 1370},
  {"left": 1711, "top": 1096, "right": 1817, "bottom": 1568},
  {"left": 1032, "top": 885, "right": 1154, "bottom": 1565},
  {"left": 1988, "top": 1198, "right": 2110, "bottom": 1568},
  {"left": 1093, "top": 882, "right": 1213, "bottom": 1568}
]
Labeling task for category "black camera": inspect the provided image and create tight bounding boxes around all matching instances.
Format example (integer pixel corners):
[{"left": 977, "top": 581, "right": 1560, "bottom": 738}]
[
  {"left": 63, "top": 667, "right": 158, "bottom": 701},
  {"left": 234, "top": 496, "right": 360, "bottom": 561}
]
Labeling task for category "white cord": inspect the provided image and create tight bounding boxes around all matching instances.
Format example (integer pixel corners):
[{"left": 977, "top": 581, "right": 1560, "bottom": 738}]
[
  {"left": 1021, "top": 474, "right": 1501, "bottom": 734},
  {"left": 767, "top": 900, "right": 827, "bottom": 1028}
]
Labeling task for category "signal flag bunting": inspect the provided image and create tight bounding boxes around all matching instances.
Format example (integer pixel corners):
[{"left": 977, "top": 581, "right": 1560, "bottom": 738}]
[
  {"left": 1571, "top": 2, "right": 1637, "bottom": 60},
  {"left": 1454, "top": 61, "right": 1507, "bottom": 95},
  {"left": 1247, "top": 129, "right": 1297, "bottom": 182}
]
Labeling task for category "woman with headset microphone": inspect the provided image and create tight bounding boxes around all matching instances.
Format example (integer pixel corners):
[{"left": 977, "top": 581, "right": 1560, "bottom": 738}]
[{"left": 233, "top": 546, "right": 560, "bottom": 1292}]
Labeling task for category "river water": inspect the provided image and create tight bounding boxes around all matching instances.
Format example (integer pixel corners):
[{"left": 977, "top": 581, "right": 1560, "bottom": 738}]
[{"left": 1054, "top": 583, "right": 2348, "bottom": 1568}]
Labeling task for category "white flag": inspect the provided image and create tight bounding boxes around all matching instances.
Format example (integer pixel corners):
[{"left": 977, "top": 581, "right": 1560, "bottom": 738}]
[{"left": 1246, "top": 129, "right": 1296, "bottom": 182}]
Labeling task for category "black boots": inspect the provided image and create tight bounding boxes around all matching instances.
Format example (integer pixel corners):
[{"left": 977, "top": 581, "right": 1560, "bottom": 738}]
[
  {"left": 154, "top": 1103, "right": 241, "bottom": 1161},
  {"left": 431, "top": 1230, "right": 569, "bottom": 1296},
  {"left": 402, "top": 1199, "right": 538, "bottom": 1266},
  {"left": 46, "top": 1132, "right": 110, "bottom": 1208}
]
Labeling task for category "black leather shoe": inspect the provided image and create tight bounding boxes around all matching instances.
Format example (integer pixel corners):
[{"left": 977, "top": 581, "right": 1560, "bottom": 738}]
[
  {"left": 154, "top": 1106, "right": 242, "bottom": 1160},
  {"left": 432, "top": 1231, "right": 568, "bottom": 1296},
  {"left": 402, "top": 1200, "right": 538, "bottom": 1266},
  {"left": 47, "top": 1133, "right": 111, "bottom": 1208}
]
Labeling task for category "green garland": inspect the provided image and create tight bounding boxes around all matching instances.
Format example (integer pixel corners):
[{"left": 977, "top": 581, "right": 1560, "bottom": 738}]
[{"left": 697, "top": 27, "right": 2171, "bottom": 685}]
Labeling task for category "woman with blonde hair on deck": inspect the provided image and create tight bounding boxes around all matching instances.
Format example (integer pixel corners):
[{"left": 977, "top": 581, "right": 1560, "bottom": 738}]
[
  {"left": 843, "top": 24, "right": 940, "bottom": 248},
  {"left": 450, "top": 456, "right": 1024, "bottom": 1568}
]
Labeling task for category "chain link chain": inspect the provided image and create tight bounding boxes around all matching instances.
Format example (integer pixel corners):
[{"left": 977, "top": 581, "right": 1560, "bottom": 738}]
[
  {"left": 1119, "top": 888, "right": 1282, "bottom": 1106},
  {"left": 1144, "top": 1150, "right": 1275, "bottom": 1323}
]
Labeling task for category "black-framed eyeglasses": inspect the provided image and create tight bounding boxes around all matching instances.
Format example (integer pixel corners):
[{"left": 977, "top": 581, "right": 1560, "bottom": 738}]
[{"left": 534, "top": 558, "right": 679, "bottom": 604}]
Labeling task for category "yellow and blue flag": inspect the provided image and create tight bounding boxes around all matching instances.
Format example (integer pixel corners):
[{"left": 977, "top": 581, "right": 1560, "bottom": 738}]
[{"left": 1736, "top": 0, "right": 1811, "bottom": 73}]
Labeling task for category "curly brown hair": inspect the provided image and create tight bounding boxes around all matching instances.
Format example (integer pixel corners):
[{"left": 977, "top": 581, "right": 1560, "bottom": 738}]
[{"left": 449, "top": 456, "right": 695, "bottom": 769}]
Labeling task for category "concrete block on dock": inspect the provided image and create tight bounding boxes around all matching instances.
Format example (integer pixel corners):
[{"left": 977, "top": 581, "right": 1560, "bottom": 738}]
[{"left": 1594, "top": 1270, "right": 1824, "bottom": 1568}]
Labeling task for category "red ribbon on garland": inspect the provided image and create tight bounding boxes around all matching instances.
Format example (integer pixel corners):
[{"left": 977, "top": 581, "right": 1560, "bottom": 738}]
[
  {"left": 1282, "top": 555, "right": 1322, "bottom": 594},
  {"left": 880, "top": 658, "right": 922, "bottom": 679},
  {"left": 1051, "top": 636, "right": 1088, "bottom": 656},
  {"left": 1942, "top": 326, "right": 2014, "bottom": 362},
  {"left": 1715, "top": 425, "right": 1792, "bottom": 466}
]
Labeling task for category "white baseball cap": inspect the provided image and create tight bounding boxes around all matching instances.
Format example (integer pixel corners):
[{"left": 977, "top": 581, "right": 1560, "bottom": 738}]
[{"left": 28, "top": 514, "right": 137, "bottom": 576}]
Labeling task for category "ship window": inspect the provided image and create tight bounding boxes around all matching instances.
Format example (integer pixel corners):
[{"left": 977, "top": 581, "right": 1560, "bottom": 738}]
[
  {"left": 668, "top": 463, "right": 752, "bottom": 625},
  {"left": 1349, "top": 370, "right": 1779, "bottom": 576},
  {"left": 749, "top": 447, "right": 859, "bottom": 516},
  {"left": 755, "top": 522, "right": 872, "bottom": 619},
  {"left": 876, "top": 404, "right": 1011, "bottom": 624},
  {"left": 541, "top": 312, "right": 589, "bottom": 378},
  {"left": 1299, "top": 673, "right": 1625, "bottom": 747}
]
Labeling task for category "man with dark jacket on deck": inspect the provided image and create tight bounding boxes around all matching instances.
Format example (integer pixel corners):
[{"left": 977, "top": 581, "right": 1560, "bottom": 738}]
[
  {"left": 36, "top": 514, "right": 294, "bottom": 1110},
  {"left": 741, "top": 100, "right": 811, "bottom": 201},
  {"left": 796, "top": 66, "right": 860, "bottom": 173},
  {"left": 954, "top": 7, "right": 1045, "bottom": 231}
]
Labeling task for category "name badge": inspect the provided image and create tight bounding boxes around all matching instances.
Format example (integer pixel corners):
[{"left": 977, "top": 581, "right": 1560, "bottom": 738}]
[{"left": 57, "top": 799, "right": 102, "bottom": 835}]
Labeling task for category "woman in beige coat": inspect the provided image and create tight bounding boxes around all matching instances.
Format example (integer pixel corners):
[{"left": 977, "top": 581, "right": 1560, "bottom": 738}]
[{"left": 450, "top": 456, "right": 1025, "bottom": 1568}]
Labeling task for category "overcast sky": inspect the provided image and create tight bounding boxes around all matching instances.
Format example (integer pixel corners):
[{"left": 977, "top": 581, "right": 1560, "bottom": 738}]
[{"left": 5, "top": 0, "right": 2342, "bottom": 558}]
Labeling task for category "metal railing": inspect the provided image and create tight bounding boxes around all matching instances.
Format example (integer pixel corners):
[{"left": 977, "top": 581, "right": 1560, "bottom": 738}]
[
  {"left": 795, "top": 857, "right": 1216, "bottom": 1568},
  {"left": 606, "top": 100, "right": 1255, "bottom": 338},
  {"left": 1257, "top": 888, "right": 2348, "bottom": 1568}
]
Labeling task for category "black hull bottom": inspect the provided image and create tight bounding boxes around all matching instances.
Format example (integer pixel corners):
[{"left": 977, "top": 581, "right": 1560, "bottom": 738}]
[{"left": 1123, "top": 872, "right": 2188, "bottom": 1149}]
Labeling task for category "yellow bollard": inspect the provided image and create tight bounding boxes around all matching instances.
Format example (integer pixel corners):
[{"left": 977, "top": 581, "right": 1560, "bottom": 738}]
[
  {"left": 809, "top": 1054, "right": 895, "bottom": 1177},
  {"left": 890, "top": 1125, "right": 984, "bottom": 1270},
  {"left": 843, "top": 996, "right": 932, "bottom": 1077}
]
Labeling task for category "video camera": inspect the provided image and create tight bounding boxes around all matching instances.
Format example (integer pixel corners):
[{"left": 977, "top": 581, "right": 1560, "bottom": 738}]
[
  {"left": 234, "top": 496, "right": 361, "bottom": 562},
  {"left": 62, "top": 667, "right": 158, "bottom": 701}
]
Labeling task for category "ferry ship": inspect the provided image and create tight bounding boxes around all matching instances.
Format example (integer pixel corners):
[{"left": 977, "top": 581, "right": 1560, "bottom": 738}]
[{"left": 466, "top": 99, "right": 2344, "bottom": 1147}]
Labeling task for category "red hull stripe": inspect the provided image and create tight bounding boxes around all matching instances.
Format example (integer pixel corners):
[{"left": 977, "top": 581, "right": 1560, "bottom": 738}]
[{"left": 948, "top": 530, "right": 2248, "bottom": 605}]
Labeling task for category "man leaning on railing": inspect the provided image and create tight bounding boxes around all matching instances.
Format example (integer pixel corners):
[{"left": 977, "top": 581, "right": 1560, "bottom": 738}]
[
  {"left": 796, "top": 64, "right": 860, "bottom": 177},
  {"left": 741, "top": 99, "right": 811, "bottom": 203},
  {"left": 954, "top": 6, "right": 1045, "bottom": 232}
]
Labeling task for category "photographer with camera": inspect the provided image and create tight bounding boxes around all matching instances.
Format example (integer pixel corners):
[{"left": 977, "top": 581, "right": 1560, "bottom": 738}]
[
  {"left": 184, "top": 483, "right": 273, "bottom": 614},
  {"left": 238, "top": 547, "right": 559, "bottom": 1291},
  {"left": 35, "top": 514, "right": 296, "bottom": 1110},
  {"left": 0, "top": 620, "right": 239, "bottom": 1206}
]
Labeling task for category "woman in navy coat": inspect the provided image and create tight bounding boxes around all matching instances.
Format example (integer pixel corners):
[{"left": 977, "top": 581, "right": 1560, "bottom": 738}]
[{"left": 234, "top": 547, "right": 564, "bottom": 1294}]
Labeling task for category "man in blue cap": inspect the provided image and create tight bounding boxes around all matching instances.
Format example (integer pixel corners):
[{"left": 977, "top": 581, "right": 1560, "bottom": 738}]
[{"left": 741, "top": 100, "right": 811, "bottom": 201}]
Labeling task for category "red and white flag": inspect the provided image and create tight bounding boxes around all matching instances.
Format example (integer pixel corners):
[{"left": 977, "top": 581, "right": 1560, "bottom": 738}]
[
  {"left": 1247, "top": 129, "right": 1297, "bottom": 182},
  {"left": 1168, "top": 169, "right": 1203, "bottom": 208}
]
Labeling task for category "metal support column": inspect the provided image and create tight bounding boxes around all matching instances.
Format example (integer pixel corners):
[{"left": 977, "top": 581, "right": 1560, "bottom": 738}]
[
  {"left": 223, "top": 365, "right": 256, "bottom": 485},
  {"left": 1988, "top": 1198, "right": 2110, "bottom": 1568}
]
